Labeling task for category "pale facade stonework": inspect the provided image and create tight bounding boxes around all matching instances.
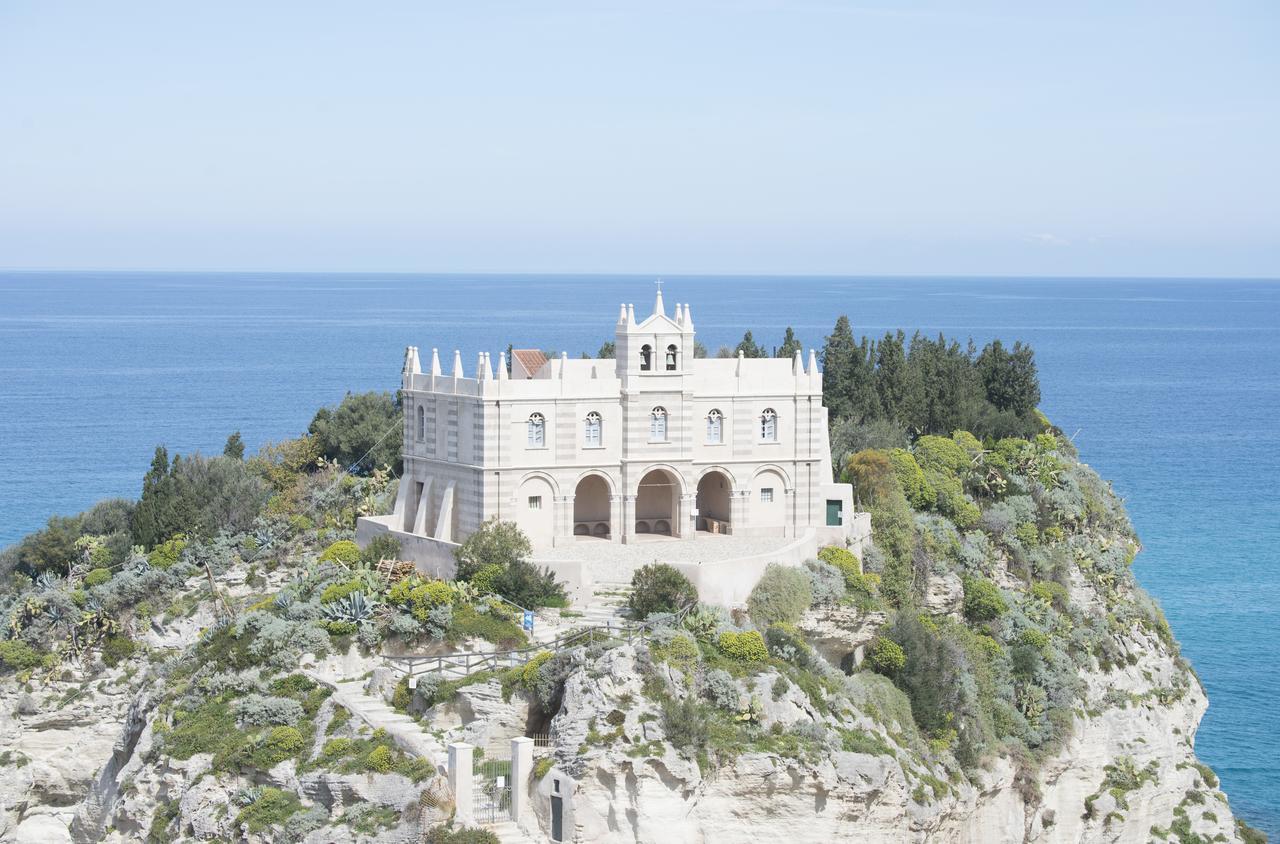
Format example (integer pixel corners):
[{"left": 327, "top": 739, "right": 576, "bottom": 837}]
[{"left": 360, "top": 290, "right": 854, "bottom": 574}]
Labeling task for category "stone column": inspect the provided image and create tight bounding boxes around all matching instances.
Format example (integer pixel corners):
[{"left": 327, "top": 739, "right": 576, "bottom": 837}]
[
  {"left": 785, "top": 486, "right": 797, "bottom": 539},
  {"left": 729, "top": 489, "right": 751, "bottom": 536},
  {"left": 510, "top": 736, "right": 534, "bottom": 826},
  {"left": 621, "top": 494, "right": 637, "bottom": 545},
  {"left": 553, "top": 494, "right": 575, "bottom": 547},
  {"left": 609, "top": 494, "right": 623, "bottom": 543},
  {"left": 678, "top": 493, "right": 697, "bottom": 539},
  {"left": 447, "top": 742, "right": 474, "bottom": 825}
]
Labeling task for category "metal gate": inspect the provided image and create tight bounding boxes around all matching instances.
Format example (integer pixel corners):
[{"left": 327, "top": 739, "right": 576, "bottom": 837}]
[{"left": 472, "top": 757, "right": 512, "bottom": 824}]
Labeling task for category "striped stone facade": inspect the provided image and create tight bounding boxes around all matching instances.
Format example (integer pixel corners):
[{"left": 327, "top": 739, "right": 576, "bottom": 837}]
[{"left": 379, "top": 290, "right": 855, "bottom": 555}]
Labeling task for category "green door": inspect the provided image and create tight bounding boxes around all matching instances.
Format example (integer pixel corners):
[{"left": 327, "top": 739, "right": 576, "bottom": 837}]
[{"left": 826, "top": 500, "right": 842, "bottom": 526}]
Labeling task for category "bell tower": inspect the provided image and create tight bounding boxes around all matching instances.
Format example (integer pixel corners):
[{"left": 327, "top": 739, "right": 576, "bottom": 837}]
[{"left": 614, "top": 282, "right": 695, "bottom": 384}]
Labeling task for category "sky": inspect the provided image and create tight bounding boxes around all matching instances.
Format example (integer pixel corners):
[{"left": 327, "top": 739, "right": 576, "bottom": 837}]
[{"left": 0, "top": 1, "right": 1277, "bottom": 277}]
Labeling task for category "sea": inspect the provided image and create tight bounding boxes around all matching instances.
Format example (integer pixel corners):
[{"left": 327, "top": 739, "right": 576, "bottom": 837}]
[{"left": 0, "top": 272, "right": 1276, "bottom": 832}]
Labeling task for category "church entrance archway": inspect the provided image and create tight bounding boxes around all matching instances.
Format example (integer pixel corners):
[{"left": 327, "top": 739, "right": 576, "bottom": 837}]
[
  {"left": 635, "top": 468, "right": 680, "bottom": 537},
  {"left": 573, "top": 474, "right": 611, "bottom": 539},
  {"left": 696, "top": 471, "right": 732, "bottom": 534}
]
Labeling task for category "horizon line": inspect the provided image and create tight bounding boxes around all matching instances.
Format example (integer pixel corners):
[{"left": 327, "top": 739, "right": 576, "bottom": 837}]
[{"left": 2, "top": 268, "right": 1279, "bottom": 283}]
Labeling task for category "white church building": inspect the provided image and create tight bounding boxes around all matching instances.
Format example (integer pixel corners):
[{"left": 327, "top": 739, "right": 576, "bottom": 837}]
[{"left": 357, "top": 289, "right": 862, "bottom": 601}]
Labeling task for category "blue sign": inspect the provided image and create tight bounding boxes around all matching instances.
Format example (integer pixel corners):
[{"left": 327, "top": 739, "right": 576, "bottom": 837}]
[{"left": 522, "top": 610, "right": 535, "bottom": 632}]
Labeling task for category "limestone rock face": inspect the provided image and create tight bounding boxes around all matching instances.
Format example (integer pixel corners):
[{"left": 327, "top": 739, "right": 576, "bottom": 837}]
[
  {"left": 797, "top": 604, "right": 887, "bottom": 668},
  {"left": 452, "top": 680, "right": 533, "bottom": 755},
  {"left": 521, "top": 635, "right": 1247, "bottom": 844},
  {"left": 923, "top": 570, "right": 964, "bottom": 617}
]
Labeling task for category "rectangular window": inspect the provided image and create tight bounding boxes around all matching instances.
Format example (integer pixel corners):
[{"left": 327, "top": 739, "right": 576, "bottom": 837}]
[
  {"left": 760, "top": 488, "right": 774, "bottom": 503},
  {"left": 528, "top": 496, "right": 542, "bottom": 510}
]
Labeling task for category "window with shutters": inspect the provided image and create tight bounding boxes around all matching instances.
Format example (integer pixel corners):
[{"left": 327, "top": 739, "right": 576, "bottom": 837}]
[
  {"left": 706, "top": 409, "right": 723, "bottom": 444},
  {"left": 650, "top": 407, "right": 668, "bottom": 442},
  {"left": 760, "top": 408, "right": 777, "bottom": 442},
  {"left": 527, "top": 413, "right": 545, "bottom": 448},
  {"left": 584, "top": 412, "right": 602, "bottom": 447}
]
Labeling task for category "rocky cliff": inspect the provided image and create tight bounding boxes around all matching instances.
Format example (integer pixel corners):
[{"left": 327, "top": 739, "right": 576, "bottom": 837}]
[{"left": 0, "top": 429, "right": 1264, "bottom": 843}]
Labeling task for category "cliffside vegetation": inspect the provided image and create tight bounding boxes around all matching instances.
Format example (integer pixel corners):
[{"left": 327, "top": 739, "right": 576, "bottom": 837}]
[{"left": 0, "top": 338, "right": 1266, "bottom": 842}]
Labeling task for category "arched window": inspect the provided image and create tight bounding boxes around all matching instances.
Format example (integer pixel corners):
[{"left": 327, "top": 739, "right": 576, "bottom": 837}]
[
  {"left": 706, "top": 409, "right": 723, "bottom": 444},
  {"left": 640, "top": 344, "right": 652, "bottom": 371},
  {"left": 584, "top": 411, "right": 602, "bottom": 447},
  {"left": 650, "top": 406, "right": 668, "bottom": 442},
  {"left": 665, "top": 344, "right": 678, "bottom": 371},
  {"left": 760, "top": 408, "right": 777, "bottom": 441},
  {"left": 527, "top": 413, "right": 545, "bottom": 448},
  {"left": 416, "top": 405, "right": 425, "bottom": 441}
]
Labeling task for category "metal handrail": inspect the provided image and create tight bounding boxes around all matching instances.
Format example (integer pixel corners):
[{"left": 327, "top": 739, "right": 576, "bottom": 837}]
[{"left": 385, "top": 602, "right": 696, "bottom": 682}]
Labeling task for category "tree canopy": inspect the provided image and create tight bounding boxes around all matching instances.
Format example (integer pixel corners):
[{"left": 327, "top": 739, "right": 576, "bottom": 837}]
[{"left": 308, "top": 391, "right": 403, "bottom": 475}]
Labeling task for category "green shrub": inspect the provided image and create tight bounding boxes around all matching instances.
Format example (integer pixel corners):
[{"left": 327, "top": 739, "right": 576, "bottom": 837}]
[
  {"left": 308, "top": 390, "right": 402, "bottom": 475},
  {"left": 817, "top": 545, "right": 862, "bottom": 585},
  {"left": 520, "top": 651, "right": 553, "bottom": 688},
  {"left": 845, "top": 571, "right": 881, "bottom": 610},
  {"left": 454, "top": 519, "right": 533, "bottom": 581},
  {"left": 470, "top": 564, "right": 504, "bottom": 595},
  {"left": 914, "top": 435, "right": 969, "bottom": 475},
  {"left": 866, "top": 636, "right": 906, "bottom": 675},
  {"left": 318, "top": 540, "right": 362, "bottom": 566},
  {"left": 320, "top": 578, "right": 363, "bottom": 604},
  {"left": 889, "top": 449, "right": 934, "bottom": 509},
  {"left": 532, "top": 756, "right": 554, "bottom": 780},
  {"left": 764, "top": 623, "right": 814, "bottom": 668},
  {"left": 492, "top": 558, "right": 566, "bottom": 609},
  {"left": 628, "top": 564, "right": 698, "bottom": 619},
  {"left": 747, "top": 564, "right": 812, "bottom": 627},
  {"left": 933, "top": 475, "right": 981, "bottom": 529},
  {"left": 0, "top": 640, "right": 43, "bottom": 672},
  {"left": 447, "top": 605, "right": 527, "bottom": 649},
  {"left": 387, "top": 576, "right": 453, "bottom": 621},
  {"left": 1019, "top": 628, "right": 1051, "bottom": 652},
  {"left": 661, "top": 695, "right": 711, "bottom": 751},
  {"left": 962, "top": 576, "right": 1007, "bottom": 622},
  {"left": 838, "top": 728, "right": 895, "bottom": 756},
  {"left": 1014, "top": 522, "right": 1039, "bottom": 547},
  {"left": 254, "top": 726, "right": 305, "bottom": 767},
  {"left": 423, "top": 825, "right": 501, "bottom": 844},
  {"left": 236, "top": 787, "right": 301, "bottom": 833},
  {"left": 650, "top": 632, "right": 700, "bottom": 674},
  {"left": 324, "top": 620, "right": 358, "bottom": 636},
  {"left": 871, "top": 489, "right": 916, "bottom": 607},
  {"left": 717, "top": 630, "right": 767, "bottom": 663},
  {"left": 148, "top": 534, "right": 187, "bottom": 569},
  {"left": 84, "top": 567, "right": 112, "bottom": 587},
  {"left": 101, "top": 635, "right": 138, "bottom": 667},
  {"left": 1030, "top": 580, "right": 1069, "bottom": 611},
  {"left": 365, "top": 744, "right": 394, "bottom": 773},
  {"left": 361, "top": 533, "right": 401, "bottom": 564}
]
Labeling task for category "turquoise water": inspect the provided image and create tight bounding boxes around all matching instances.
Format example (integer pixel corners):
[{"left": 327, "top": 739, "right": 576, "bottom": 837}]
[{"left": 1, "top": 272, "right": 1277, "bottom": 831}]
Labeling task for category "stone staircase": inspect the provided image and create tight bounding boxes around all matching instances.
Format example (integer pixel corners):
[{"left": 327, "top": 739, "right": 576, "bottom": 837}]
[
  {"left": 578, "top": 580, "right": 635, "bottom": 629},
  {"left": 526, "top": 581, "right": 634, "bottom": 645},
  {"left": 313, "top": 674, "right": 444, "bottom": 762},
  {"left": 486, "top": 820, "right": 541, "bottom": 843}
]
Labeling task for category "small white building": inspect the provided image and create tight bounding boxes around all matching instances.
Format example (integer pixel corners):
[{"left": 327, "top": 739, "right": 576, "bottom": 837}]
[{"left": 358, "top": 289, "right": 857, "bottom": 592}]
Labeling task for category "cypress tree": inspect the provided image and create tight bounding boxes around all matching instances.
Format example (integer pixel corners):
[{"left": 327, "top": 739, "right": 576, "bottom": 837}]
[
  {"left": 821, "top": 316, "right": 857, "bottom": 421},
  {"left": 223, "top": 431, "right": 245, "bottom": 460},
  {"left": 734, "top": 331, "right": 766, "bottom": 358},
  {"left": 776, "top": 326, "right": 802, "bottom": 359}
]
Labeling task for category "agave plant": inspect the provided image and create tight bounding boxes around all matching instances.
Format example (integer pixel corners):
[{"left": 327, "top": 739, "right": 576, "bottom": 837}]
[
  {"left": 235, "top": 786, "right": 265, "bottom": 807},
  {"left": 35, "top": 571, "right": 64, "bottom": 591},
  {"left": 321, "top": 591, "right": 375, "bottom": 626}
]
